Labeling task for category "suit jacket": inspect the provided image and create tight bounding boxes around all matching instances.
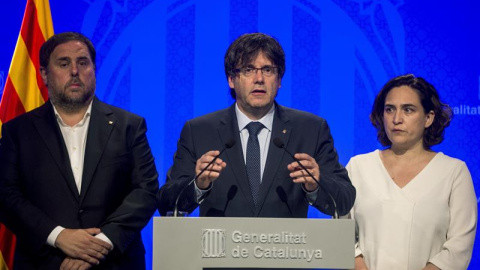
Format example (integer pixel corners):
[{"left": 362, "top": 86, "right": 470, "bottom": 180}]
[
  {"left": 0, "top": 98, "right": 159, "bottom": 269},
  {"left": 158, "top": 103, "right": 355, "bottom": 217}
]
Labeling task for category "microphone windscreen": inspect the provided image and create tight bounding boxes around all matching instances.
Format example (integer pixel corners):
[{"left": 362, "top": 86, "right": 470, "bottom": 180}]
[
  {"left": 225, "top": 139, "right": 236, "bottom": 149},
  {"left": 273, "top": 137, "right": 285, "bottom": 148}
]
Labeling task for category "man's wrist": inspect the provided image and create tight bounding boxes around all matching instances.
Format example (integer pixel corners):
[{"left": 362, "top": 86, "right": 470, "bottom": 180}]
[
  {"left": 95, "top": 232, "right": 114, "bottom": 251},
  {"left": 47, "top": 226, "right": 65, "bottom": 247}
]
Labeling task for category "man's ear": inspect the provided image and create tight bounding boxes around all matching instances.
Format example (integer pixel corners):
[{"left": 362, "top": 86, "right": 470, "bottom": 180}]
[
  {"left": 228, "top": 75, "right": 235, "bottom": 89},
  {"left": 40, "top": 66, "right": 48, "bottom": 86}
]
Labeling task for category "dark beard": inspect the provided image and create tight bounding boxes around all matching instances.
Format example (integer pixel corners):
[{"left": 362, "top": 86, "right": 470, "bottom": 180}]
[{"left": 51, "top": 89, "right": 94, "bottom": 113}]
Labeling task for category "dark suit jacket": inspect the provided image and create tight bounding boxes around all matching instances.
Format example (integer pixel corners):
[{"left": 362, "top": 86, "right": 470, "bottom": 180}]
[
  {"left": 0, "top": 98, "right": 159, "bottom": 269},
  {"left": 158, "top": 103, "right": 355, "bottom": 217}
]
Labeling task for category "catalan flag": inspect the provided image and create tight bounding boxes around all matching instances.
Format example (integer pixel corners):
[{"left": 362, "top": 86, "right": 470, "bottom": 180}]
[{"left": 0, "top": 0, "right": 54, "bottom": 269}]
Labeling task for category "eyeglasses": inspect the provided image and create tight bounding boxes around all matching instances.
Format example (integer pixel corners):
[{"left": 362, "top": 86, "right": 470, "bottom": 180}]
[{"left": 233, "top": 66, "right": 278, "bottom": 77}]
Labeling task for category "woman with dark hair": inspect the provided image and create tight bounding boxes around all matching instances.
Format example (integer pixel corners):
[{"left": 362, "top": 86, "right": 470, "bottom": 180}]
[{"left": 346, "top": 74, "right": 477, "bottom": 270}]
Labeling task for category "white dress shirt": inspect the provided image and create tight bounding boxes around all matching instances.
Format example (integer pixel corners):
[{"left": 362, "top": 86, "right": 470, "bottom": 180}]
[{"left": 55, "top": 104, "right": 92, "bottom": 194}]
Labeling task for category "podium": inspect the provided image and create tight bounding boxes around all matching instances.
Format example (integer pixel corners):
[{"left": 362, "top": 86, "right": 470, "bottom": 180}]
[{"left": 153, "top": 217, "right": 354, "bottom": 269}]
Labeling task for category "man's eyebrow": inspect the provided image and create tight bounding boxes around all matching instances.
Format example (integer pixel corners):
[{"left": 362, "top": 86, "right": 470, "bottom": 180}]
[{"left": 55, "top": 56, "right": 71, "bottom": 61}]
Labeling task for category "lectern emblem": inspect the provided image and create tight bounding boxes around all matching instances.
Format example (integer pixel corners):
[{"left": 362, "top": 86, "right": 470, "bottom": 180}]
[{"left": 202, "top": 229, "right": 226, "bottom": 258}]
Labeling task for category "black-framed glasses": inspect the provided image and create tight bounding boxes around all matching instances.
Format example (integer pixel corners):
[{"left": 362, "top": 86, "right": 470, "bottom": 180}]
[{"left": 233, "top": 66, "right": 278, "bottom": 77}]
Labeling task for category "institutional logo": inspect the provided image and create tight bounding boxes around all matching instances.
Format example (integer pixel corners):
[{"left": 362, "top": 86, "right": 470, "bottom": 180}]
[{"left": 202, "top": 229, "right": 226, "bottom": 258}]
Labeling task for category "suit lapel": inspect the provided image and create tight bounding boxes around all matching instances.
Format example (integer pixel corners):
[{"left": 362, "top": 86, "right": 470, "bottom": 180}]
[
  {"left": 79, "top": 99, "right": 115, "bottom": 203},
  {"left": 33, "top": 101, "right": 80, "bottom": 201},
  {"left": 217, "top": 105, "right": 256, "bottom": 213},
  {"left": 256, "top": 104, "right": 292, "bottom": 215}
]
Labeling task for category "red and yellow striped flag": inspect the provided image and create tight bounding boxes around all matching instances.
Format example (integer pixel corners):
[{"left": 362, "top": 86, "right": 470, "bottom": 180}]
[{"left": 0, "top": 0, "right": 54, "bottom": 269}]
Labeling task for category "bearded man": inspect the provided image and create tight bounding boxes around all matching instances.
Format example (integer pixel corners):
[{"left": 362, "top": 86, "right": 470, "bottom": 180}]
[{"left": 0, "top": 32, "right": 159, "bottom": 270}]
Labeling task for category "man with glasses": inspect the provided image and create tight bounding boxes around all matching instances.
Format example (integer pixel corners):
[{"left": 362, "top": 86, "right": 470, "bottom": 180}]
[{"left": 158, "top": 33, "right": 355, "bottom": 218}]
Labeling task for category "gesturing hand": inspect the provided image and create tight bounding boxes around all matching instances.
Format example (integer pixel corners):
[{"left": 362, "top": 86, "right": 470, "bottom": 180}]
[
  {"left": 55, "top": 228, "right": 112, "bottom": 265},
  {"left": 195, "top": 150, "right": 227, "bottom": 189},
  {"left": 287, "top": 153, "right": 320, "bottom": 192}
]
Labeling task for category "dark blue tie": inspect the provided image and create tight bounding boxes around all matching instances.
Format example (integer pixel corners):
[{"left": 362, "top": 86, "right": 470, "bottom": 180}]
[{"left": 246, "top": 122, "right": 264, "bottom": 207}]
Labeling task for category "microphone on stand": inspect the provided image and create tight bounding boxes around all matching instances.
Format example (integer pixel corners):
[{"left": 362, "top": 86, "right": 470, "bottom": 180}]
[
  {"left": 172, "top": 139, "right": 236, "bottom": 217},
  {"left": 273, "top": 138, "right": 339, "bottom": 219}
]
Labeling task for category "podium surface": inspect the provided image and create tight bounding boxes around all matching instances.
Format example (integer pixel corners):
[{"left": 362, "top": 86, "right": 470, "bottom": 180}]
[{"left": 153, "top": 217, "right": 354, "bottom": 269}]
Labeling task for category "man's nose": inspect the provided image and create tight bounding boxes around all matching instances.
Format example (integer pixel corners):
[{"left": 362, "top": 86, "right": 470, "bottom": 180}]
[
  {"left": 70, "top": 63, "right": 79, "bottom": 76},
  {"left": 253, "top": 68, "right": 264, "bottom": 83}
]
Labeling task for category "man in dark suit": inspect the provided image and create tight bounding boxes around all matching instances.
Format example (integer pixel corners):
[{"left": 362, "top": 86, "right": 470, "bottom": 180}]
[
  {"left": 157, "top": 33, "right": 355, "bottom": 218},
  {"left": 0, "top": 32, "right": 158, "bottom": 269}
]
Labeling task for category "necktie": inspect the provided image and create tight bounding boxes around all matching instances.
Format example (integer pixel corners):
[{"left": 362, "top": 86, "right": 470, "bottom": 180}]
[{"left": 246, "top": 122, "right": 264, "bottom": 207}]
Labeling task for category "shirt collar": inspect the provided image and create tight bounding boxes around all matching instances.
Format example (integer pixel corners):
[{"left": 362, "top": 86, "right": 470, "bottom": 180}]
[
  {"left": 53, "top": 101, "right": 93, "bottom": 128},
  {"left": 235, "top": 103, "right": 275, "bottom": 132}
]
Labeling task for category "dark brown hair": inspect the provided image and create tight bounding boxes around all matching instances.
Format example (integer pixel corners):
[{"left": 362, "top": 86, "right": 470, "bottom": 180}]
[
  {"left": 40, "top": 32, "right": 96, "bottom": 70},
  {"left": 224, "top": 33, "right": 285, "bottom": 99},
  {"left": 370, "top": 74, "right": 452, "bottom": 149}
]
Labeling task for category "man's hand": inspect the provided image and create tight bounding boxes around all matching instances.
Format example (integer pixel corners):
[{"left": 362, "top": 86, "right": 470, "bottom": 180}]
[
  {"left": 55, "top": 228, "right": 112, "bottom": 265},
  {"left": 287, "top": 153, "right": 320, "bottom": 192},
  {"left": 195, "top": 150, "right": 227, "bottom": 189},
  {"left": 60, "top": 257, "right": 93, "bottom": 270}
]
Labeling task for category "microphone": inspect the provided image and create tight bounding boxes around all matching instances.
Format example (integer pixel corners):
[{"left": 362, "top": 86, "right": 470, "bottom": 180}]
[
  {"left": 276, "top": 186, "right": 294, "bottom": 217},
  {"left": 172, "top": 139, "right": 236, "bottom": 217},
  {"left": 273, "top": 138, "right": 339, "bottom": 219}
]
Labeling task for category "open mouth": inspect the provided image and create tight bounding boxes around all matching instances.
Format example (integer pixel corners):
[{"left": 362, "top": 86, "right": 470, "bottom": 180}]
[{"left": 251, "top": 89, "right": 266, "bottom": 94}]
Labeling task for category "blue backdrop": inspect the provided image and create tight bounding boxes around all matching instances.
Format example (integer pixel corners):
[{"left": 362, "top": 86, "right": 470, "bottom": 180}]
[{"left": 1, "top": 1, "right": 479, "bottom": 269}]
